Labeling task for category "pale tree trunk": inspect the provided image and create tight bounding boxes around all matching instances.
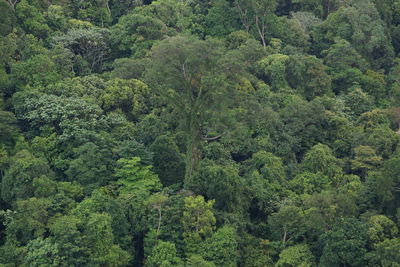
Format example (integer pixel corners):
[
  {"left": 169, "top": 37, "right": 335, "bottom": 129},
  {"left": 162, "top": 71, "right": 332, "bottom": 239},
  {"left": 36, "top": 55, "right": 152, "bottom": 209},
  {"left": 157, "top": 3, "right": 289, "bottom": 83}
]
[
  {"left": 397, "top": 120, "right": 400, "bottom": 135},
  {"left": 184, "top": 120, "right": 202, "bottom": 188},
  {"left": 6, "top": 0, "right": 19, "bottom": 10},
  {"left": 235, "top": 0, "right": 250, "bottom": 32},
  {"left": 255, "top": 15, "right": 267, "bottom": 47}
]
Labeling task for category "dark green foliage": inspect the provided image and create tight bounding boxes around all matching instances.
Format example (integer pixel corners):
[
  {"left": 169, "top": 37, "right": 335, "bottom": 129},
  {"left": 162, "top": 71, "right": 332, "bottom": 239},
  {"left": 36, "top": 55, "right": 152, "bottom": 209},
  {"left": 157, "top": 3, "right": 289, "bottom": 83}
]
[
  {"left": 319, "top": 218, "right": 368, "bottom": 267},
  {"left": 1, "top": 0, "right": 399, "bottom": 266},
  {"left": 150, "top": 135, "right": 184, "bottom": 186},
  {"left": 1, "top": 150, "right": 53, "bottom": 203}
]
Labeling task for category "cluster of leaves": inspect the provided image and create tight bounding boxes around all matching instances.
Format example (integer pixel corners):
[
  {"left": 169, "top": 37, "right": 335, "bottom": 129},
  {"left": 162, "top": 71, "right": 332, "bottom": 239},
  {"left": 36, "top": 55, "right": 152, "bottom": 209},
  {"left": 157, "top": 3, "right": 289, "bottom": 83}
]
[{"left": 1, "top": 0, "right": 400, "bottom": 266}]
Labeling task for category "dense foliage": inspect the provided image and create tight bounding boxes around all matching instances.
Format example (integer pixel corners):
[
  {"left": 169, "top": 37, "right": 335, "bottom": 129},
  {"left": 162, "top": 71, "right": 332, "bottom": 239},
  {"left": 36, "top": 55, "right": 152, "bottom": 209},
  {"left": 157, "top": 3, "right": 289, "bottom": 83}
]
[{"left": 1, "top": 0, "right": 400, "bottom": 266}]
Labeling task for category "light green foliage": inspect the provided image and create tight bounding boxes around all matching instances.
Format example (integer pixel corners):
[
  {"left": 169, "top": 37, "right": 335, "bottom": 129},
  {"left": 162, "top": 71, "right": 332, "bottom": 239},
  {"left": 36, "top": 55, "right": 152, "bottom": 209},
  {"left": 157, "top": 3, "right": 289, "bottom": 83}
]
[
  {"left": 13, "top": 92, "right": 105, "bottom": 143},
  {"left": 84, "top": 213, "right": 130, "bottom": 266},
  {"left": 186, "top": 255, "right": 216, "bottom": 267},
  {"left": 100, "top": 78, "right": 155, "bottom": 120},
  {"left": 290, "top": 172, "right": 330, "bottom": 195},
  {"left": 115, "top": 157, "right": 161, "bottom": 194},
  {"left": 256, "top": 54, "right": 289, "bottom": 91},
  {"left": 182, "top": 195, "right": 216, "bottom": 254},
  {"left": 24, "top": 238, "right": 62, "bottom": 267},
  {"left": 367, "top": 238, "right": 400, "bottom": 267},
  {"left": 301, "top": 143, "right": 342, "bottom": 180},
  {"left": 145, "top": 241, "right": 183, "bottom": 267},
  {"left": 367, "top": 215, "right": 398, "bottom": 247},
  {"left": 201, "top": 226, "right": 238, "bottom": 267},
  {"left": 11, "top": 54, "right": 62, "bottom": 89},
  {"left": 15, "top": 0, "right": 50, "bottom": 38},
  {"left": 276, "top": 244, "right": 316, "bottom": 267},
  {"left": 351, "top": 146, "right": 382, "bottom": 178}
]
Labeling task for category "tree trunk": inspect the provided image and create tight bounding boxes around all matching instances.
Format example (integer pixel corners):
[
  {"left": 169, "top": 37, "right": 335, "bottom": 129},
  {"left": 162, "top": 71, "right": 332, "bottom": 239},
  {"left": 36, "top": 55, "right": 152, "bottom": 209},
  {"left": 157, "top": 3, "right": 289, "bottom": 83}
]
[{"left": 184, "top": 119, "right": 202, "bottom": 188}]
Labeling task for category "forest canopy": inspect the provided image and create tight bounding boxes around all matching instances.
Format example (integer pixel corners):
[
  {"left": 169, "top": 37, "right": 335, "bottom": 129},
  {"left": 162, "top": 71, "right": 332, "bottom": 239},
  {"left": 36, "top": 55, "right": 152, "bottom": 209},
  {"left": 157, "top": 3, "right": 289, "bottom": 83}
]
[{"left": 1, "top": 0, "right": 400, "bottom": 266}]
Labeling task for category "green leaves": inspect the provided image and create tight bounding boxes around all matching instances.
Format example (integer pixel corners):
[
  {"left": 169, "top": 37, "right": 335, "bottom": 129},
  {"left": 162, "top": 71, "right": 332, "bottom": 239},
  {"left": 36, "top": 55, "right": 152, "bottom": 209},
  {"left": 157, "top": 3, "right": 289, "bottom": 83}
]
[{"left": 115, "top": 157, "right": 161, "bottom": 194}]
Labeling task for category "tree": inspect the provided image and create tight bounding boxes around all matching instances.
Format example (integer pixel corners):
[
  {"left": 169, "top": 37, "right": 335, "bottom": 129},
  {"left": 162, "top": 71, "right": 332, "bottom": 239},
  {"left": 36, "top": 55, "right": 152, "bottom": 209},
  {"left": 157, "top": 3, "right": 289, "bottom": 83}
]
[
  {"left": 15, "top": 0, "right": 50, "bottom": 38},
  {"left": 67, "top": 0, "right": 112, "bottom": 27},
  {"left": 192, "top": 161, "right": 245, "bottom": 212},
  {"left": 276, "top": 244, "right": 316, "bottom": 267},
  {"left": 205, "top": 0, "right": 239, "bottom": 37},
  {"left": 65, "top": 142, "right": 114, "bottom": 194},
  {"left": 367, "top": 238, "right": 400, "bottom": 267},
  {"left": 367, "top": 215, "right": 398, "bottom": 248},
  {"left": 0, "top": 110, "right": 19, "bottom": 150},
  {"left": 289, "top": 172, "right": 330, "bottom": 195},
  {"left": 201, "top": 226, "right": 238, "bottom": 267},
  {"left": 110, "top": 10, "right": 168, "bottom": 58},
  {"left": 351, "top": 146, "right": 382, "bottom": 179},
  {"left": 49, "top": 215, "right": 90, "bottom": 266},
  {"left": 24, "top": 238, "right": 62, "bottom": 267},
  {"left": 10, "top": 54, "right": 63, "bottom": 89},
  {"left": 186, "top": 255, "right": 216, "bottom": 267},
  {"left": 268, "top": 205, "right": 305, "bottom": 244},
  {"left": 145, "top": 35, "right": 243, "bottom": 186},
  {"left": 150, "top": 135, "right": 185, "bottom": 187},
  {"left": 286, "top": 54, "right": 332, "bottom": 100},
  {"left": 84, "top": 213, "right": 131, "bottom": 266},
  {"left": 343, "top": 87, "right": 374, "bottom": 118},
  {"left": 145, "top": 241, "right": 183, "bottom": 267},
  {"left": 301, "top": 143, "right": 342, "bottom": 180},
  {"left": 319, "top": 218, "right": 368, "bottom": 267},
  {"left": 235, "top": 0, "right": 277, "bottom": 47},
  {"left": 0, "top": 0, "right": 16, "bottom": 36},
  {"left": 4, "top": 197, "right": 51, "bottom": 246},
  {"left": 99, "top": 78, "right": 157, "bottom": 121},
  {"left": 255, "top": 54, "right": 289, "bottom": 91},
  {"left": 115, "top": 157, "right": 161, "bottom": 195},
  {"left": 12, "top": 92, "right": 106, "bottom": 144},
  {"left": 182, "top": 195, "right": 216, "bottom": 254},
  {"left": 1, "top": 150, "right": 53, "bottom": 203},
  {"left": 314, "top": 0, "right": 394, "bottom": 70},
  {"left": 303, "top": 191, "right": 357, "bottom": 239},
  {"left": 52, "top": 27, "right": 110, "bottom": 73}
]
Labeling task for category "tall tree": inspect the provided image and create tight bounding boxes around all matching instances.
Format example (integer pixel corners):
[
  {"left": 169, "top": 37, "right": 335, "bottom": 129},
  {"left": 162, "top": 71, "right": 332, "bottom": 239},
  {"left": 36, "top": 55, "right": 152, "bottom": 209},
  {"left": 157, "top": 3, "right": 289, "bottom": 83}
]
[
  {"left": 145, "top": 35, "right": 243, "bottom": 186},
  {"left": 234, "top": 0, "right": 276, "bottom": 47}
]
